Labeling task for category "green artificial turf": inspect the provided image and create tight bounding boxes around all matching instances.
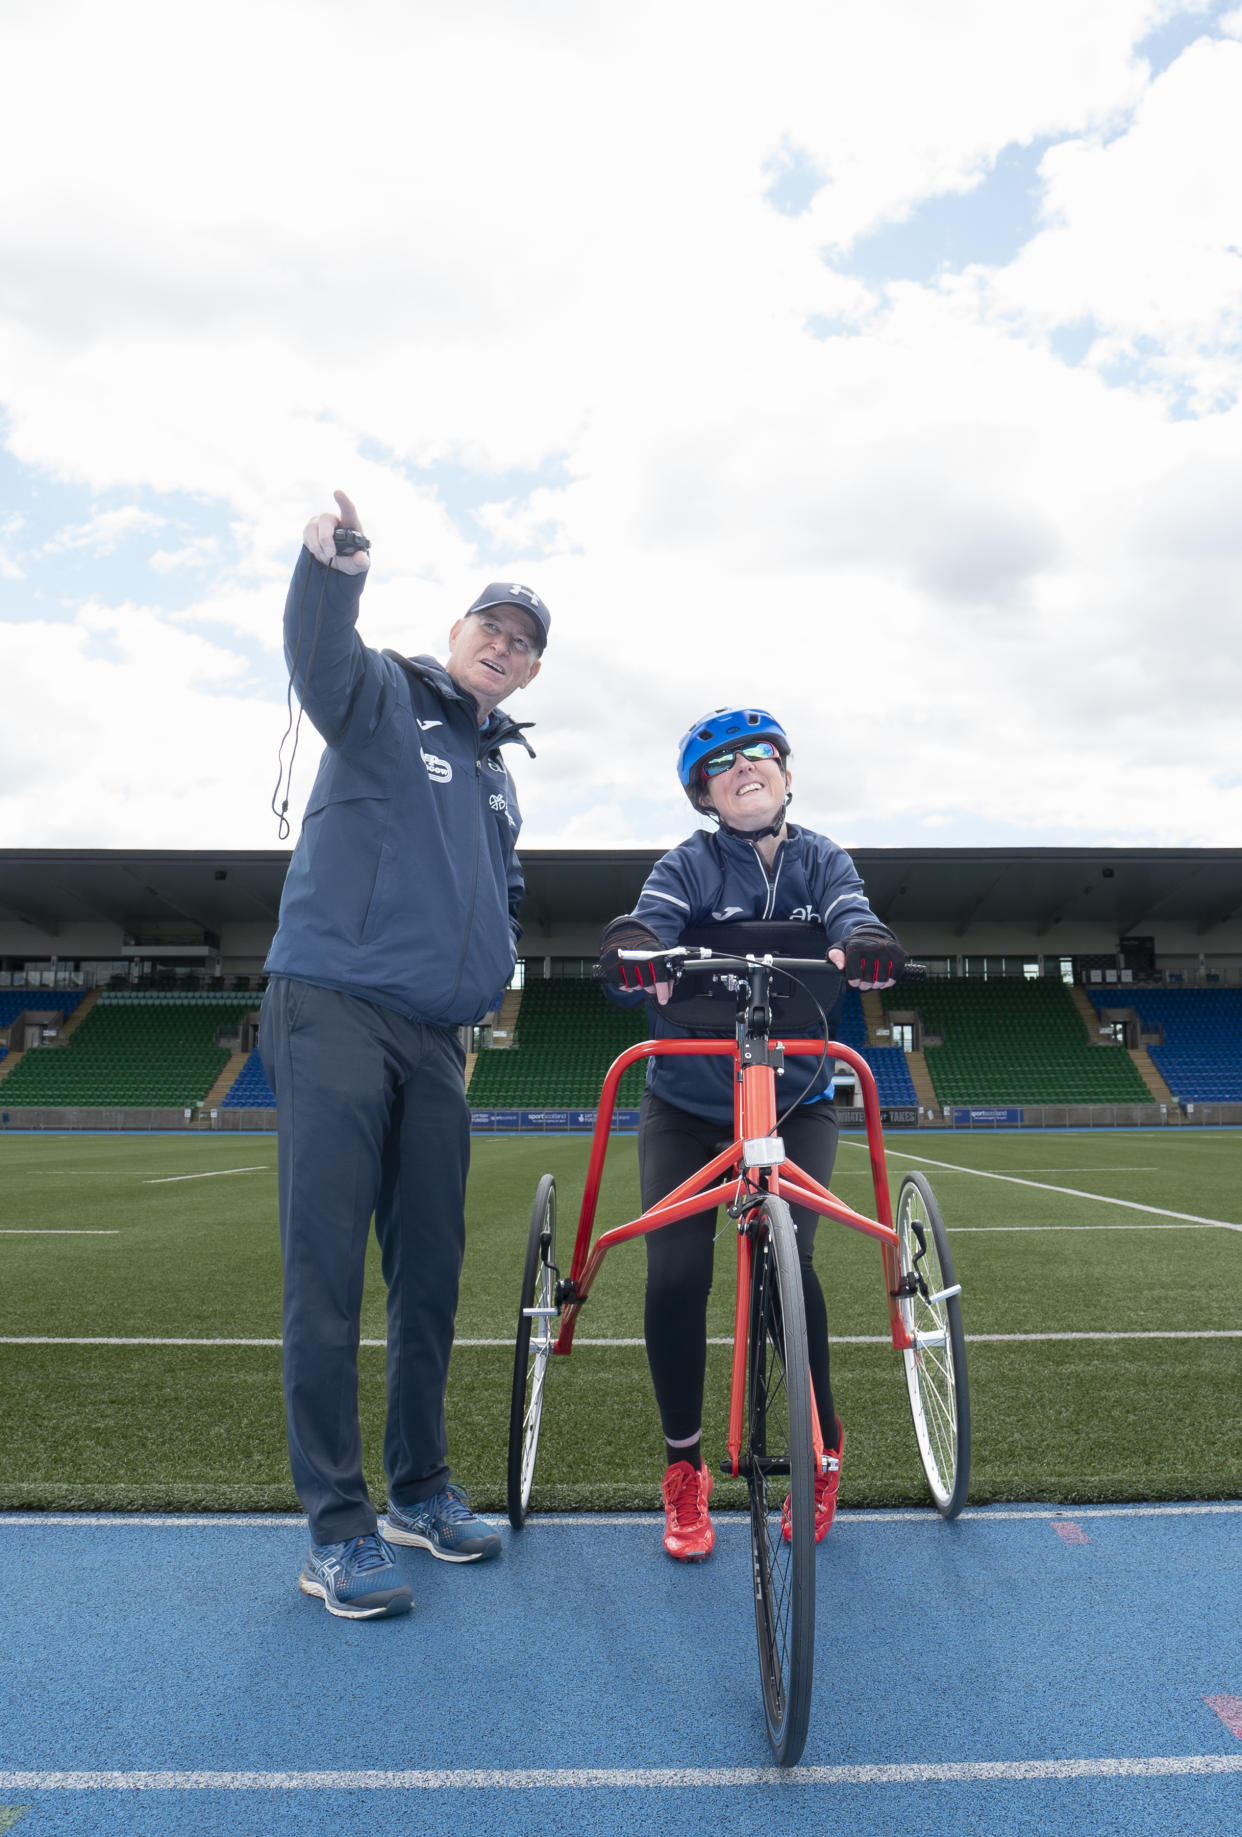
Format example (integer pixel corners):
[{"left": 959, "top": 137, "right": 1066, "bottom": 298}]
[{"left": 0, "top": 1128, "right": 1239, "bottom": 1511}]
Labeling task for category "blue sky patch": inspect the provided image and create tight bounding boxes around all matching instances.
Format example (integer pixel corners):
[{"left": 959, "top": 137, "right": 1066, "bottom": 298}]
[
  {"left": 1136, "top": 1, "right": 1223, "bottom": 79},
  {"left": 1093, "top": 335, "right": 1229, "bottom": 419},
  {"left": 1049, "top": 318, "right": 1100, "bottom": 367},
  {"left": 827, "top": 138, "right": 1052, "bottom": 284},
  {"left": 358, "top": 440, "right": 572, "bottom": 564},
  {"left": 764, "top": 139, "right": 828, "bottom": 217},
  {"left": 805, "top": 313, "right": 862, "bottom": 341},
  {"left": 79, "top": 627, "right": 128, "bottom": 665},
  {"left": 0, "top": 437, "right": 241, "bottom": 622}
]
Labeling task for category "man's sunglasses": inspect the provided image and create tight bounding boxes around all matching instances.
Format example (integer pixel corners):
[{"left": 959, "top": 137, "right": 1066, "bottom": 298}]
[{"left": 702, "top": 740, "right": 781, "bottom": 778}]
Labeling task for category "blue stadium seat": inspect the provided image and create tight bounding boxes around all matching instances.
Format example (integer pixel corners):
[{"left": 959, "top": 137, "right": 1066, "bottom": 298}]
[
  {"left": 1087, "top": 988, "right": 1242, "bottom": 1102},
  {"left": 0, "top": 990, "right": 85, "bottom": 1027},
  {"left": 222, "top": 1049, "right": 276, "bottom": 1108},
  {"left": 855, "top": 1045, "right": 918, "bottom": 1105}
]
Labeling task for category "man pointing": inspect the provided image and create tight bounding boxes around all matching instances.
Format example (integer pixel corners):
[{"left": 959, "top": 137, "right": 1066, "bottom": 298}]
[{"left": 260, "top": 490, "right": 549, "bottom": 1618}]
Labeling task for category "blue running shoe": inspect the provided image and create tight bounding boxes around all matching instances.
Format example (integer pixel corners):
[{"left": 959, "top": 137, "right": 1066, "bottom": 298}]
[
  {"left": 299, "top": 1532, "right": 413, "bottom": 1619},
  {"left": 383, "top": 1484, "right": 501, "bottom": 1563}
]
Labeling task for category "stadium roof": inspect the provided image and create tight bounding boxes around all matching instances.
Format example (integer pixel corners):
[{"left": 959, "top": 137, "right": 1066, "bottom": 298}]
[{"left": 2, "top": 846, "right": 1241, "bottom": 942}]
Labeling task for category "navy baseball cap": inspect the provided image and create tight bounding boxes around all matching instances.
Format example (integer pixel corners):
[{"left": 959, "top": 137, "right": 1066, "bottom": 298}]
[{"left": 465, "top": 582, "right": 550, "bottom": 652}]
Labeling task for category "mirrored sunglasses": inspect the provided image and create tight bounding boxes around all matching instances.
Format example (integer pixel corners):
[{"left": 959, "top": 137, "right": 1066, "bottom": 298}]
[{"left": 702, "top": 740, "right": 781, "bottom": 778}]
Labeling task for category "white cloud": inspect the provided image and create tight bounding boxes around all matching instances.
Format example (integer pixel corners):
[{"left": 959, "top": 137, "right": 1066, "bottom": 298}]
[
  {"left": 763, "top": 0, "right": 1166, "bottom": 250},
  {"left": 149, "top": 538, "right": 222, "bottom": 573},
  {"left": 43, "top": 507, "right": 165, "bottom": 555},
  {"left": 1, "top": 0, "right": 1240, "bottom": 852},
  {"left": 0, "top": 604, "right": 274, "bottom": 846},
  {"left": 986, "top": 35, "right": 1242, "bottom": 407}
]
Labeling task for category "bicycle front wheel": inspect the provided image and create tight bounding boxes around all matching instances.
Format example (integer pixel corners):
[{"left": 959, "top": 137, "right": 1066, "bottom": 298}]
[
  {"left": 896, "top": 1171, "right": 970, "bottom": 1518},
  {"left": 746, "top": 1195, "right": 816, "bottom": 1766},
  {"left": 507, "top": 1173, "right": 558, "bottom": 1528}
]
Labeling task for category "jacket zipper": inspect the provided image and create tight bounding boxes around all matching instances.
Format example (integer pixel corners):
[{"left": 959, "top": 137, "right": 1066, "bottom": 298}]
[
  {"left": 750, "top": 839, "right": 785, "bottom": 920},
  {"left": 440, "top": 713, "right": 486, "bottom": 1017},
  {"left": 385, "top": 661, "right": 523, "bottom": 1023}
]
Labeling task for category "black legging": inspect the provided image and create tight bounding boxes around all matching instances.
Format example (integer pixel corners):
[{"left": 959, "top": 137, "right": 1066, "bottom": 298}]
[{"left": 638, "top": 1089, "right": 839, "bottom": 1448}]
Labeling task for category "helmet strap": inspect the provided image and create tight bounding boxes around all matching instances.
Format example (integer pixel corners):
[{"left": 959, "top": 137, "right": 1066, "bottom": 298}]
[{"left": 702, "top": 787, "right": 793, "bottom": 842}]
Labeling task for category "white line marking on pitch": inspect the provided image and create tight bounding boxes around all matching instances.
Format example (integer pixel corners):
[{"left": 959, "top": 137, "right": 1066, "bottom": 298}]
[
  {"left": 0, "top": 1336, "right": 288, "bottom": 1346},
  {"left": 950, "top": 1224, "right": 1226, "bottom": 1232},
  {"left": 843, "top": 1142, "right": 1242, "bottom": 1231},
  {"left": 2, "top": 1758, "right": 1240, "bottom": 1791},
  {"left": 142, "top": 1166, "right": 268, "bottom": 1184},
  {"left": 0, "top": 1229, "right": 118, "bottom": 1235},
  {"left": 3, "top": 1329, "right": 1239, "bottom": 1347}
]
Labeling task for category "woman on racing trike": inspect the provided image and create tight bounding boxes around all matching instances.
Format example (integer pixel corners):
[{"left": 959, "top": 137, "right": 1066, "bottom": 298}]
[{"left": 597, "top": 706, "right": 906, "bottom": 1563}]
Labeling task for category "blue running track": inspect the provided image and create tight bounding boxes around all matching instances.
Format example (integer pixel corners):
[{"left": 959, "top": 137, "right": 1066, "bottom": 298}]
[{"left": 2, "top": 1504, "right": 1241, "bottom": 1836}]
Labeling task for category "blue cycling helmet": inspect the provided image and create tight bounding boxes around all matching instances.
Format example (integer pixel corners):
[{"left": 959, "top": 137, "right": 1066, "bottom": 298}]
[{"left": 676, "top": 707, "right": 791, "bottom": 810}]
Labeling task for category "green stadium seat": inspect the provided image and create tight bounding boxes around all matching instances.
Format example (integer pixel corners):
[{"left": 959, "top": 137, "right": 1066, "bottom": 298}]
[
  {"left": 893, "top": 980, "right": 1152, "bottom": 1107},
  {"left": 468, "top": 981, "right": 649, "bottom": 1109}
]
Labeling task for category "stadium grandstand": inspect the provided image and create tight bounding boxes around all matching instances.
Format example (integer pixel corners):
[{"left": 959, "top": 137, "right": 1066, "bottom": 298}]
[{"left": 1, "top": 845, "right": 1240, "bottom": 1131}]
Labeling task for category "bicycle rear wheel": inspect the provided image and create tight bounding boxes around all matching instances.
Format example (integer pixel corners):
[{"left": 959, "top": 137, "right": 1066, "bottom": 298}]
[
  {"left": 896, "top": 1172, "right": 970, "bottom": 1518},
  {"left": 507, "top": 1174, "right": 558, "bottom": 1528},
  {"left": 746, "top": 1195, "right": 816, "bottom": 1766}
]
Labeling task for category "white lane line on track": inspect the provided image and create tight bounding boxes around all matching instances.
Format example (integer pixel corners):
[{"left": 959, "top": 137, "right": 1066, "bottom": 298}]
[
  {"left": 142, "top": 1166, "right": 267, "bottom": 1184},
  {"left": 5, "top": 1503, "right": 1241, "bottom": 1528},
  {"left": 4, "top": 1329, "right": 1240, "bottom": 1346},
  {"left": 2, "top": 1758, "right": 1241, "bottom": 1790},
  {"left": 842, "top": 1141, "right": 1242, "bottom": 1232}
]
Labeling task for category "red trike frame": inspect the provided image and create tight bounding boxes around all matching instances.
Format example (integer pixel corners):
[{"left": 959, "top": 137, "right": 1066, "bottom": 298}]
[{"left": 552, "top": 1034, "right": 913, "bottom": 1479}]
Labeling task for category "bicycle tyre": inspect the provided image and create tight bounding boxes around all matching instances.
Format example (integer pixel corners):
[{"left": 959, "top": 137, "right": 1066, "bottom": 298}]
[
  {"left": 896, "top": 1171, "right": 970, "bottom": 1518},
  {"left": 507, "top": 1174, "right": 558, "bottom": 1529},
  {"left": 746, "top": 1195, "right": 816, "bottom": 1766}
]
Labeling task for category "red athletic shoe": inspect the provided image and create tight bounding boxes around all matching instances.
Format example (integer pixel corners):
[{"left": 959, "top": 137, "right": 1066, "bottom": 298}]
[
  {"left": 662, "top": 1460, "right": 715, "bottom": 1561},
  {"left": 782, "top": 1420, "right": 844, "bottom": 1545}
]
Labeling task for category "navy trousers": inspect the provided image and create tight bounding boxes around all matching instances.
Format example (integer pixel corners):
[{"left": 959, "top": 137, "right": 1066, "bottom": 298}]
[
  {"left": 637, "top": 1090, "right": 839, "bottom": 1446},
  {"left": 259, "top": 977, "right": 470, "bottom": 1545}
]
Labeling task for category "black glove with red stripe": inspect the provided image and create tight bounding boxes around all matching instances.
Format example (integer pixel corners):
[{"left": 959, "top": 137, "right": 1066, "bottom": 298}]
[
  {"left": 597, "top": 916, "right": 672, "bottom": 992},
  {"left": 838, "top": 925, "right": 906, "bottom": 988}
]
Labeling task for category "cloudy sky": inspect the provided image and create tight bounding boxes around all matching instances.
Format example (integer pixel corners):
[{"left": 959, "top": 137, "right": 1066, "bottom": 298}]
[{"left": 2, "top": 0, "right": 1240, "bottom": 856}]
